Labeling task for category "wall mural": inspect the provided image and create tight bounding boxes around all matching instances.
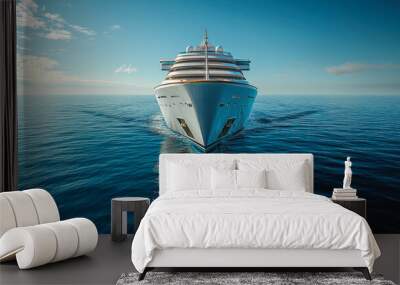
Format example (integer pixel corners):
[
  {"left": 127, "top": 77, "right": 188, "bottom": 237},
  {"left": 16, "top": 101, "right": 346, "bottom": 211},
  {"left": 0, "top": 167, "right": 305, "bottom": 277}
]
[{"left": 17, "top": 0, "right": 400, "bottom": 233}]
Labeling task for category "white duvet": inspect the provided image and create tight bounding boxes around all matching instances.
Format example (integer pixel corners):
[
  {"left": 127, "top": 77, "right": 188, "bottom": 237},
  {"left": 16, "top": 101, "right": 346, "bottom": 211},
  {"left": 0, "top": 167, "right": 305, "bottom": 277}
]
[{"left": 131, "top": 190, "right": 380, "bottom": 273}]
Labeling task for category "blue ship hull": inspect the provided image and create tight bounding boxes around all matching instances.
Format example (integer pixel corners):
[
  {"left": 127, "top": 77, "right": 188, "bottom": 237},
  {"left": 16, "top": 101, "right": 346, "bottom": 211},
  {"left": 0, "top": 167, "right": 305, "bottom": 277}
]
[{"left": 155, "top": 81, "right": 257, "bottom": 148}]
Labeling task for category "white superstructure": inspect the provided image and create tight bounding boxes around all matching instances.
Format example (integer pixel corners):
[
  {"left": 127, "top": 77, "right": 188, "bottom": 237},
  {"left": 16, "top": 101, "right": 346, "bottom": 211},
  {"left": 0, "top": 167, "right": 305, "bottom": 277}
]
[{"left": 155, "top": 31, "right": 257, "bottom": 148}]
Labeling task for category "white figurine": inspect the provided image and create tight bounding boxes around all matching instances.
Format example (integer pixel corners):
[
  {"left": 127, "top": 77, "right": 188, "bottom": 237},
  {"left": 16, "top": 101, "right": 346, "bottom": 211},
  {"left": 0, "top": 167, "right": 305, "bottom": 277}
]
[{"left": 343, "top": 157, "right": 353, "bottom": 189}]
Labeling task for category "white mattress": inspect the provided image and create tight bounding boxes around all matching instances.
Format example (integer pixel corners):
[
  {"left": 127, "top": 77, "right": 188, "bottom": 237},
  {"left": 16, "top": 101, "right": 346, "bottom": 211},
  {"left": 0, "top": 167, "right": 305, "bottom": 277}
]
[{"left": 131, "top": 190, "right": 380, "bottom": 273}]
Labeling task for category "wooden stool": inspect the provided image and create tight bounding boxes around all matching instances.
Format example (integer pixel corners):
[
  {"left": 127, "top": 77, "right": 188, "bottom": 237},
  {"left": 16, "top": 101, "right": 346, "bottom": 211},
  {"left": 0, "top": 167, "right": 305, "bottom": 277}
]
[{"left": 111, "top": 197, "right": 150, "bottom": 242}]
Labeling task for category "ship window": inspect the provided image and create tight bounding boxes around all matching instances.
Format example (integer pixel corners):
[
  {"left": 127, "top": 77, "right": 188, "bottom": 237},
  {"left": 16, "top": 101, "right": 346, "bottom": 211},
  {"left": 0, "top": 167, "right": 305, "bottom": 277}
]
[
  {"left": 219, "top": 103, "right": 225, "bottom": 107},
  {"left": 177, "top": 118, "right": 194, "bottom": 138},
  {"left": 176, "top": 59, "right": 235, "bottom": 64},
  {"left": 218, "top": 118, "right": 236, "bottom": 138},
  {"left": 187, "top": 103, "right": 192, "bottom": 107}
]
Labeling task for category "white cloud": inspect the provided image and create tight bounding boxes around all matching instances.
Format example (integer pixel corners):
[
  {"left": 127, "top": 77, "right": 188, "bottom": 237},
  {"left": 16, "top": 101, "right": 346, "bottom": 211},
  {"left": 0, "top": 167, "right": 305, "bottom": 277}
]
[
  {"left": 44, "top": 11, "right": 96, "bottom": 37},
  {"left": 17, "top": 0, "right": 96, "bottom": 41},
  {"left": 17, "top": 31, "right": 29, "bottom": 40},
  {"left": 44, "top": 29, "right": 72, "bottom": 40},
  {"left": 17, "top": 54, "right": 152, "bottom": 95},
  {"left": 326, "top": 62, "right": 400, "bottom": 75},
  {"left": 16, "top": 0, "right": 46, "bottom": 29},
  {"left": 115, "top": 64, "right": 137, "bottom": 74},
  {"left": 44, "top": 12, "right": 65, "bottom": 23},
  {"left": 110, "top": 24, "right": 121, "bottom": 31},
  {"left": 18, "top": 55, "right": 141, "bottom": 86},
  {"left": 104, "top": 24, "right": 121, "bottom": 34},
  {"left": 17, "top": 45, "right": 30, "bottom": 51},
  {"left": 17, "top": 55, "right": 63, "bottom": 82},
  {"left": 70, "top": 24, "right": 96, "bottom": 36}
]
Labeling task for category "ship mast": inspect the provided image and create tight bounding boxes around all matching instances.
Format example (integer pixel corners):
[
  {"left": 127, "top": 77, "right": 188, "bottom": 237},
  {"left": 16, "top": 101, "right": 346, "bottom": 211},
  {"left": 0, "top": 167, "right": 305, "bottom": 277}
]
[{"left": 204, "top": 29, "right": 209, "bottom": 80}]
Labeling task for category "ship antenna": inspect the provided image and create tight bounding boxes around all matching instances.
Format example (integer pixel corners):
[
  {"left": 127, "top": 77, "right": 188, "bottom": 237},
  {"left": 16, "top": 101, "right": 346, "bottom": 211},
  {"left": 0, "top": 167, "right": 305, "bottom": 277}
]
[{"left": 204, "top": 29, "right": 209, "bottom": 80}]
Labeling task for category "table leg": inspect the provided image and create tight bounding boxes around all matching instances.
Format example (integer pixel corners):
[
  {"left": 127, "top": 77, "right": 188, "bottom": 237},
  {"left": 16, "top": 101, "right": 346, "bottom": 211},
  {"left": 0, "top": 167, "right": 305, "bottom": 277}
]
[
  {"left": 134, "top": 202, "right": 149, "bottom": 233},
  {"left": 122, "top": 210, "right": 127, "bottom": 235},
  {"left": 111, "top": 202, "right": 125, "bottom": 242}
]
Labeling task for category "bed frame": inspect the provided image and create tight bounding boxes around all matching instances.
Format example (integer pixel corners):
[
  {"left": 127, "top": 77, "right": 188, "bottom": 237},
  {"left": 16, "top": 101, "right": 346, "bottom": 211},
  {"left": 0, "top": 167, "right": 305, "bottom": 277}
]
[
  {"left": 139, "top": 154, "right": 371, "bottom": 280},
  {"left": 140, "top": 248, "right": 370, "bottom": 280}
]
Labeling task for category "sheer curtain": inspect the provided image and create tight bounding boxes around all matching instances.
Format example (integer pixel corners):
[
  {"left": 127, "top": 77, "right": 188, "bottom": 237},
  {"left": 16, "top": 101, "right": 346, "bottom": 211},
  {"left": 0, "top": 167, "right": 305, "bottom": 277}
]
[{"left": 0, "top": 0, "right": 17, "bottom": 192}]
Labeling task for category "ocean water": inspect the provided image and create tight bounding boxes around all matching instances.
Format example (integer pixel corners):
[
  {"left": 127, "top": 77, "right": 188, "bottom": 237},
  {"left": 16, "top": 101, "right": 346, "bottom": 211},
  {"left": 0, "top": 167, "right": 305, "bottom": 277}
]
[{"left": 18, "top": 95, "right": 400, "bottom": 233}]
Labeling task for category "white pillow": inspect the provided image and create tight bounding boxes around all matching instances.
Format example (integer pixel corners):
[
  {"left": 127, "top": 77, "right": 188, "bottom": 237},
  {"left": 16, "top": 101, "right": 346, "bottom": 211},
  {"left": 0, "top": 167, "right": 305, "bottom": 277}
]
[
  {"left": 267, "top": 163, "right": 307, "bottom": 191},
  {"left": 211, "top": 168, "right": 236, "bottom": 190},
  {"left": 238, "top": 159, "right": 308, "bottom": 191},
  {"left": 166, "top": 159, "right": 236, "bottom": 192},
  {"left": 236, "top": 169, "right": 267, "bottom": 189},
  {"left": 211, "top": 168, "right": 268, "bottom": 190},
  {"left": 167, "top": 162, "right": 211, "bottom": 191}
]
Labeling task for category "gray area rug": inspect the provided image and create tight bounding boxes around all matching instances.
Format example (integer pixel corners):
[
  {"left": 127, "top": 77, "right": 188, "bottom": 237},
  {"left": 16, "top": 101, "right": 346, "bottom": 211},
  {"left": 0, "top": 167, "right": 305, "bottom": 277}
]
[{"left": 117, "top": 272, "right": 396, "bottom": 285}]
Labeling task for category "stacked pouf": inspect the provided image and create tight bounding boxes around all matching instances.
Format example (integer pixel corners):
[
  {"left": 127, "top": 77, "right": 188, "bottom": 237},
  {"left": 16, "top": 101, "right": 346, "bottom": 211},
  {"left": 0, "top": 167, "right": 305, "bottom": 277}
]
[{"left": 0, "top": 189, "right": 98, "bottom": 269}]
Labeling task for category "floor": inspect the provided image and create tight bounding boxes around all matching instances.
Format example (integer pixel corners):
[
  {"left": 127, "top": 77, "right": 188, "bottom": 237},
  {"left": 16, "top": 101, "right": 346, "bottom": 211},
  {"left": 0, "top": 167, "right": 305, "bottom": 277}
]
[
  {"left": 374, "top": 234, "right": 400, "bottom": 284},
  {"left": 1, "top": 234, "right": 399, "bottom": 285}
]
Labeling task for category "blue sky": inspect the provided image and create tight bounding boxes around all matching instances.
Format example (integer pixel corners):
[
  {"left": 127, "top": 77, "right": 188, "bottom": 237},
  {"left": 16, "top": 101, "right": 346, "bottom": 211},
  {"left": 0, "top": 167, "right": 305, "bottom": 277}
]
[{"left": 17, "top": 0, "right": 400, "bottom": 95}]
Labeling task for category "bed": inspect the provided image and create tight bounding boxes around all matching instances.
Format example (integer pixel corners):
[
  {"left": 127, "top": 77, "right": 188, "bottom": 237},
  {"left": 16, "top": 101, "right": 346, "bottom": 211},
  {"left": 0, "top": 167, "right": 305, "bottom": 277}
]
[{"left": 131, "top": 154, "right": 380, "bottom": 280}]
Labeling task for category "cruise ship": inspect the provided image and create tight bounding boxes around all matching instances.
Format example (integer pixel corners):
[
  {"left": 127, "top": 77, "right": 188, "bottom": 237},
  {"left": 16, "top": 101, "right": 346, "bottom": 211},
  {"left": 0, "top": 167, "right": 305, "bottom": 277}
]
[{"left": 154, "top": 32, "right": 257, "bottom": 149}]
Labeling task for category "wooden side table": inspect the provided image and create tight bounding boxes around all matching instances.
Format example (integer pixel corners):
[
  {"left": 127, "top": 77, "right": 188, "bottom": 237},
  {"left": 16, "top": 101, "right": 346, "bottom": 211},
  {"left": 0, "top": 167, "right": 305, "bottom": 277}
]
[
  {"left": 111, "top": 197, "right": 150, "bottom": 242},
  {"left": 331, "top": 198, "right": 367, "bottom": 219}
]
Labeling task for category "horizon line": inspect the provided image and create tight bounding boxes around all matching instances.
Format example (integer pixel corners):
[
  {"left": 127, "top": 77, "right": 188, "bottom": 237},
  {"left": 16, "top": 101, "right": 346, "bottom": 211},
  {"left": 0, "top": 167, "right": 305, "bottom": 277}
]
[{"left": 17, "top": 93, "right": 400, "bottom": 96}]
